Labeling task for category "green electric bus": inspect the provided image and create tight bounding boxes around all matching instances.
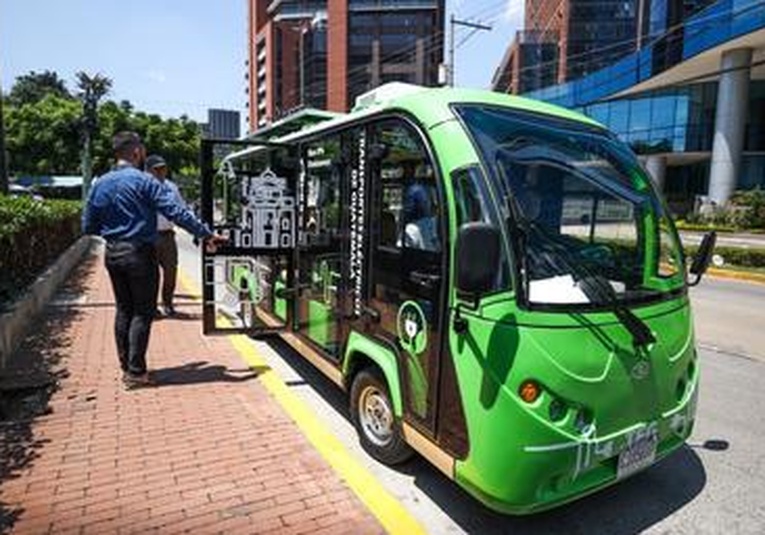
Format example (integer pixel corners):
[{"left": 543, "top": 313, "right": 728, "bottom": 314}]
[{"left": 199, "top": 83, "right": 716, "bottom": 514}]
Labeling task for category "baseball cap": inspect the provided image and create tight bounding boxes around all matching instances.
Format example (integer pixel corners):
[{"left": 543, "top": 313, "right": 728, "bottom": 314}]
[{"left": 145, "top": 155, "right": 167, "bottom": 170}]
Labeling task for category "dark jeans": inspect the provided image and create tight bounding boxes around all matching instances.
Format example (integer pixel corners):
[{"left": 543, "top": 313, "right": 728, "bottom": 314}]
[
  {"left": 105, "top": 241, "right": 159, "bottom": 376},
  {"left": 155, "top": 230, "right": 178, "bottom": 309}
]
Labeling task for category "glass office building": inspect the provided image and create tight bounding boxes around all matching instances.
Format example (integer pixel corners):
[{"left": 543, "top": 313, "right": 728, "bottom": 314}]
[
  {"left": 495, "top": 0, "right": 765, "bottom": 213},
  {"left": 247, "top": 0, "right": 445, "bottom": 132}
]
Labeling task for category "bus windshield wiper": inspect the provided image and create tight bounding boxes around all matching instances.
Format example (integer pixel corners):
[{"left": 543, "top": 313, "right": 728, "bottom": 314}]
[
  {"left": 505, "top": 195, "right": 655, "bottom": 348},
  {"left": 575, "top": 273, "right": 655, "bottom": 347}
]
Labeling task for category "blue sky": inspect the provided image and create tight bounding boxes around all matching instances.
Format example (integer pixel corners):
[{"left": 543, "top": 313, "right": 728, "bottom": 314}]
[{"left": 1, "top": 1, "right": 522, "bottom": 123}]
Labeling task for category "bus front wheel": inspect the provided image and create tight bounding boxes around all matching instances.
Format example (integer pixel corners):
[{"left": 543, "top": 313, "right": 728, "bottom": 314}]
[{"left": 350, "top": 368, "right": 413, "bottom": 465}]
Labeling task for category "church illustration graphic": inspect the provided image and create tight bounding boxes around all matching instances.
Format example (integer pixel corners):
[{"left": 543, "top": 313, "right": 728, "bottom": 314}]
[{"left": 234, "top": 169, "right": 296, "bottom": 249}]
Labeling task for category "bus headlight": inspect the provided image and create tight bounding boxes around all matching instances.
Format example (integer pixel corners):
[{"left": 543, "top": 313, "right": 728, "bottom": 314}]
[{"left": 519, "top": 380, "right": 541, "bottom": 404}]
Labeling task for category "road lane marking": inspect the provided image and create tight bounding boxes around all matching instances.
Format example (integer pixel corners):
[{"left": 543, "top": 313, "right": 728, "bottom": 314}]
[{"left": 177, "top": 268, "right": 426, "bottom": 535}]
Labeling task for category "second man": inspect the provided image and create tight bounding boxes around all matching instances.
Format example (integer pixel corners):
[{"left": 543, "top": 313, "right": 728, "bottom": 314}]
[{"left": 146, "top": 154, "right": 182, "bottom": 317}]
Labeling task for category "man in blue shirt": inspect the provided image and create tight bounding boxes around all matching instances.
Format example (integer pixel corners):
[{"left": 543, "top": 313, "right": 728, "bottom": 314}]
[{"left": 83, "top": 131, "right": 224, "bottom": 388}]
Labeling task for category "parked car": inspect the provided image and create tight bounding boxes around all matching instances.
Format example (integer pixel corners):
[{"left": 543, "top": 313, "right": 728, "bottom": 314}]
[{"left": 9, "top": 184, "right": 44, "bottom": 201}]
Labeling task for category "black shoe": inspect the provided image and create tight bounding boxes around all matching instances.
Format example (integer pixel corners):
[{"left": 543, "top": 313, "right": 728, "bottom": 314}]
[
  {"left": 123, "top": 372, "right": 156, "bottom": 390},
  {"left": 163, "top": 305, "right": 177, "bottom": 317}
]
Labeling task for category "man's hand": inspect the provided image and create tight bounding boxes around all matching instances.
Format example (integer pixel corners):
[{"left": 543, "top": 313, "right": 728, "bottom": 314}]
[{"left": 203, "top": 234, "right": 228, "bottom": 253}]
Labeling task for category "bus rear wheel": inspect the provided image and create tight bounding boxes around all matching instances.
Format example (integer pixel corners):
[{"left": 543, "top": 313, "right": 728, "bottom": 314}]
[{"left": 350, "top": 368, "right": 413, "bottom": 465}]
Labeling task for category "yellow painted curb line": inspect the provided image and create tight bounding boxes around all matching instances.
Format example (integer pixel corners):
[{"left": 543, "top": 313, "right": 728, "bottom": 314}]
[
  {"left": 177, "top": 268, "right": 426, "bottom": 535},
  {"left": 707, "top": 267, "right": 765, "bottom": 285}
]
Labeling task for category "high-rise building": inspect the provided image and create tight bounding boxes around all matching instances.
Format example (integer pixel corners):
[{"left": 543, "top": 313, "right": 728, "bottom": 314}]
[
  {"left": 204, "top": 109, "right": 241, "bottom": 140},
  {"left": 493, "top": 0, "right": 765, "bottom": 210},
  {"left": 493, "top": 0, "right": 721, "bottom": 95},
  {"left": 246, "top": 1, "right": 445, "bottom": 133},
  {"left": 493, "top": 0, "right": 642, "bottom": 94}
]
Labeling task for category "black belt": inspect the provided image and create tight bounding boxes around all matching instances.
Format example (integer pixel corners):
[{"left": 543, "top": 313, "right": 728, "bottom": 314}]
[
  {"left": 105, "top": 240, "right": 154, "bottom": 254},
  {"left": 158, "top": 229, "right": 175, "bottom": 235}
]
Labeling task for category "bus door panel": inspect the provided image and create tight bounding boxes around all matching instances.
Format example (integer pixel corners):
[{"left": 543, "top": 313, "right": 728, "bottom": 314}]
[
  {"left": 200, "top": 138, "right": 298, "bottom": 336},
  {"left": 367, "top": 119, "right": 446, "bottom": 436},
  {"left": 294, "top": 134, "right": 348, "bottom": 359}
]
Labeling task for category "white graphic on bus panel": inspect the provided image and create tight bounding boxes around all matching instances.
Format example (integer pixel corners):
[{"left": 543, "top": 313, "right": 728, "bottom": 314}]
[{"left": 234, "top": 169, "right": 296, "bottom": 249}]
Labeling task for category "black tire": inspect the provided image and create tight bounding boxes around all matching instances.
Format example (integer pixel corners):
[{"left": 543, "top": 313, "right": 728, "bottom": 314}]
[{"left": 350, "top": 367, "right": 413, "bottom": 465}]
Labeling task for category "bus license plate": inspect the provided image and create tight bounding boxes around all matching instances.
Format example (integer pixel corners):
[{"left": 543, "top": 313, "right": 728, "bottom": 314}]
[{"left": 617, "top": 432, "right": 657, "bottom": 479}]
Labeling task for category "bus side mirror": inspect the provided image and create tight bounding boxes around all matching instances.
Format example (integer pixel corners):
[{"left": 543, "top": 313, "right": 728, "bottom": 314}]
[
  {"left": 688, "top": 231, "right": 717, "bottom": 286},
  {"left": 456, "top": 222, "right": 500, "bottom": 300}
]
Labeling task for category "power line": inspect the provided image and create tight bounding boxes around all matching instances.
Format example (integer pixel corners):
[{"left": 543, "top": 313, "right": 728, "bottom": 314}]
[
  {"left": 449, "top": 16, "right": 493, "bottom": 86},
  {"left": 343, "top": 0, "right": 508, "bottom": 90},
  {"left": 494, "top": 0, "right": 765, "bottom": 92}
]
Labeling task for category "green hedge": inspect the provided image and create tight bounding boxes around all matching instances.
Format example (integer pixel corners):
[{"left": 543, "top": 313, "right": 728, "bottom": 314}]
[
  {"left": 685, "top": 245, "right": 765, "bottom": 269},
  {"left": 0, "top": 195, "right": 82, "bottom": 306}
]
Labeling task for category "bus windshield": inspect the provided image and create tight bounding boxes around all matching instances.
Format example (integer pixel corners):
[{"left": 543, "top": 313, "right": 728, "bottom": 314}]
[{"left": 456, "top": 104, "right": 685, "bottom": 309}]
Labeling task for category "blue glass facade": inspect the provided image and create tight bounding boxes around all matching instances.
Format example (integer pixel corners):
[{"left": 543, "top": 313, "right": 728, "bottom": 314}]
[
  {"left": 525, "top": 0, "right": 765, "bottom": 108},
  {"left": 512, "top": 0, "right": 765, "bottom": 211},
  {"left": 583, "top": 82, "right": 765, "bottom": 154}
]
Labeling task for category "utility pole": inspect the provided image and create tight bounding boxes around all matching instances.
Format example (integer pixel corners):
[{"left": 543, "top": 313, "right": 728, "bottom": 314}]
[
  {"left": 0, "top": 72, "right": 8, "bottom": 195},
  {"left": 449, "top": 14, "right": 492, "bottom": 87}
]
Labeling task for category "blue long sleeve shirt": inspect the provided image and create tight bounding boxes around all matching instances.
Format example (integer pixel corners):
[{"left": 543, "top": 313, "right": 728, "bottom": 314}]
[{"left": 82, "top": 164, "right": 212, "bottom": 244}]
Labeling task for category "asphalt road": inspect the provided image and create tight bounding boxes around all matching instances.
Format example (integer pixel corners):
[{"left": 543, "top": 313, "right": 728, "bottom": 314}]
[
  {"left": 176, "top": 234, "right": 764, "bottom": 534},
  {"left": 690, "top": 278, "right": 765, "bottom": 362}
]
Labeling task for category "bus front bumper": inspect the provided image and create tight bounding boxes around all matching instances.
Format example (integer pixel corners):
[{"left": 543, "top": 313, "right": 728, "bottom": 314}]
[{"left": 455, "top": 378, "right": 699, "bottom": 515}]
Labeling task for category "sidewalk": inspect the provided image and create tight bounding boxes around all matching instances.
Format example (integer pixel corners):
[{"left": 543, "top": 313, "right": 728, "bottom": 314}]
[{"left": 0, "top": 248, "right": 382, "bottom": 534}]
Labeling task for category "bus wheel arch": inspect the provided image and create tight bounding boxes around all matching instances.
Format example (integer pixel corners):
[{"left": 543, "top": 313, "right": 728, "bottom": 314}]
[{"left": 350, "top": 365, "right": 414, "bottom": 465}]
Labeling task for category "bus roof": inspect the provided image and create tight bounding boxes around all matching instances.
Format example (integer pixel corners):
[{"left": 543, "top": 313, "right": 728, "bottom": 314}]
[{"left": 226, "top": 84, "right": 602, "bottom": 162}]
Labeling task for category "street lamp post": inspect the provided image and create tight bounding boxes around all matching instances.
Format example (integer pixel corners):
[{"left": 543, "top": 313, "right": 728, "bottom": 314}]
[{"left": 0, "top": 74, "right": 8, "bottom": 195}]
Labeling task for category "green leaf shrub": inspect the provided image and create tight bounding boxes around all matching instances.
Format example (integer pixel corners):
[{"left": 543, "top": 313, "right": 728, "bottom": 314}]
[
  {"left": 681, "top": 187, "right": 765, "bottom": 231},
  {"left": 685, "top": 245, "right": 765, "bottom": 269},
  {"left": 0, "top": 195, "right": 82, "bottom": 306}
]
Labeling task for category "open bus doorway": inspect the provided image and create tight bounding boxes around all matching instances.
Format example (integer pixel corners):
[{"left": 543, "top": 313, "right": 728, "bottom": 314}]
[{"left": 200, "top": 138, "right": 297, "bottom": 336}]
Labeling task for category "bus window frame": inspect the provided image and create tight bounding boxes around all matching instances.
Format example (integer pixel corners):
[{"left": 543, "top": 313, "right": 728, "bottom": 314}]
[
  {"left": 365, "top": 114, "right": 451, "bottom": 437},
  {"left": 450, "top": 164, "right": 516, "bottom": 302},
  {"left": 451, "top": 103, "right": 688, "bottom": 314},
  {"left": 288, "top": 110, "right": 453, "bottom": 437}
]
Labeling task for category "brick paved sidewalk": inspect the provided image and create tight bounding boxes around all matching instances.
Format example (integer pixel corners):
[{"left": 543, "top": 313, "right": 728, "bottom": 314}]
[{"left": 0, "top": 249, "right": 382, "bottom": 534}]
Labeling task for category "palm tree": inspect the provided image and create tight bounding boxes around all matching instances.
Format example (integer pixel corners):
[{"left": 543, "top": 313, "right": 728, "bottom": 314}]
[
  {"left": 76, "top": 72, "right": 112, "bottom": 199},
  {"left": 0, "top": 75, "right": 8, "bottom": 195}
]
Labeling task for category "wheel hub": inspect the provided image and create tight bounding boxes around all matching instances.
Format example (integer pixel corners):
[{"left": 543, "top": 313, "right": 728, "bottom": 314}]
[{"left": 359, "top": 385, "right": 393, "bottom": 447}]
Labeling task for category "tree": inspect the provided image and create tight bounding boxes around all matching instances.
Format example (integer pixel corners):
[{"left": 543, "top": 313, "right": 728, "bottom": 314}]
[
  {"left": 0, "top": 81, "right": 8, "bottom": 193},
  {"left": 76, "top": 72, "right": 112, "bottom": 199},
  {"left": 91, "top": 100, "right": 133, "bottom": 175},
  {"left": 4, "top": 95, "right": 82, "bottom": 175},
  {"left": 7, "top": 70, "right": 72, "bottom": 107},
  {"left": 3, "top": 70, "right": 203, "bottom": 192}
]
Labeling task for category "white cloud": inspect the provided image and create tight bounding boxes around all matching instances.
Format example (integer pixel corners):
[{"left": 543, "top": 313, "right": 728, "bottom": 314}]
[
  {"left": 145, "top": 70, "right": 167, "bottom": 83},
  {"left": 505, "top": 0, "right": 524, "bottom": 25}
]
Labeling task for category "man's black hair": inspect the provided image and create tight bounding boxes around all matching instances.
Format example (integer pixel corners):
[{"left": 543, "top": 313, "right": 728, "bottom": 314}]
[{"left": 113, "top": 131, "right": 142, "bottom": 159}]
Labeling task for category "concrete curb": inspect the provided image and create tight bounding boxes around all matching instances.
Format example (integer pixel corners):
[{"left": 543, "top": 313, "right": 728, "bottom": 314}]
[
  {"left": 0, "top": 235, "right": 95, "bottom": 369},
  {"left": 707, "top": 267, "right": 765, "bottom": 285}
]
